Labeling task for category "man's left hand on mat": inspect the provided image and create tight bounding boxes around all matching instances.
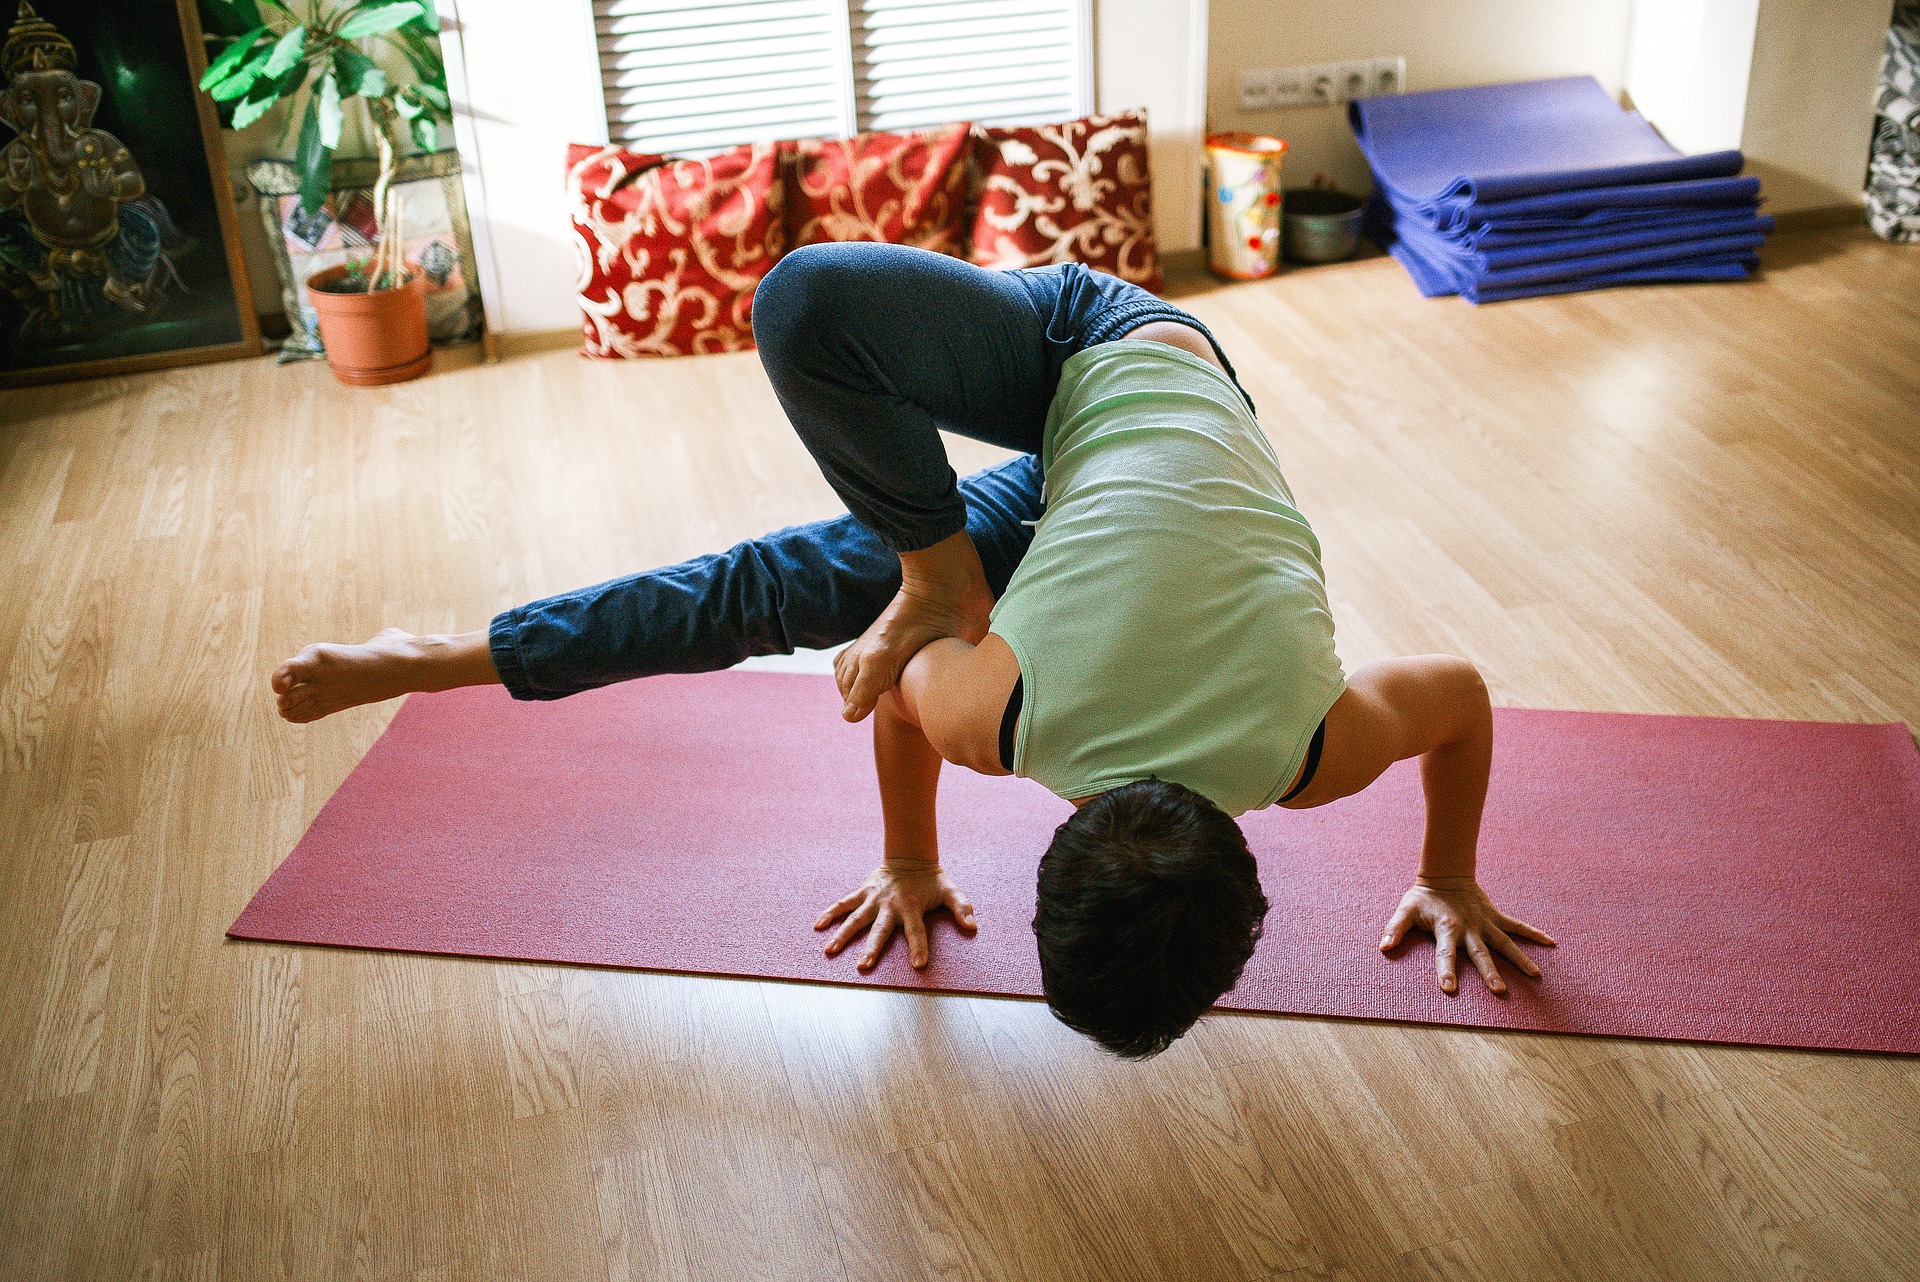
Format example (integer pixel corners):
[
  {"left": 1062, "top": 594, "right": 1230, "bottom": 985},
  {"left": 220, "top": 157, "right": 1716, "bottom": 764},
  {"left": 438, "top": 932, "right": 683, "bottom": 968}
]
[
  {"left": 816, "top": 858, "right": 978, "bottom": 971},
  {"left": 1380, "top": 879, "right": 1555, "bottom": 995}
]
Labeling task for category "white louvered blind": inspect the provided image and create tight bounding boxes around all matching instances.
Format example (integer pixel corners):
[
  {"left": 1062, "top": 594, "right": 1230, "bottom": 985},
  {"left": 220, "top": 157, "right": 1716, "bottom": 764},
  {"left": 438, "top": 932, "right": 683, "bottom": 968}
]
[
  {"left": 595, "top": 0, "right": 855, "bottom": 156},
  {"left": 595, "top": 0, "right": 1090, "bottom": 154},
  {"left": 850, "top": 0, "right": 1087, "bottom": 133}
]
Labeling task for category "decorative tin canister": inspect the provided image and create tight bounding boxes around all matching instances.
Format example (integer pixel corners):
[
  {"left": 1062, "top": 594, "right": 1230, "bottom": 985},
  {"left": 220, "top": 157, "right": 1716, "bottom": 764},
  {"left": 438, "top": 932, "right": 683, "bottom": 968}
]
[{"left": 1205, "top": 132, "right": 1288, "bottom": 279}]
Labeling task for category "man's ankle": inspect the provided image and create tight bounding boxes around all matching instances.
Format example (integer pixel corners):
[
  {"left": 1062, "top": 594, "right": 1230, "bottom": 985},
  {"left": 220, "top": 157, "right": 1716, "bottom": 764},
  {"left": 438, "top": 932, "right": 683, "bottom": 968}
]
[
  {"left": 898, "top": 530, "right": 989, "bottom": 594},
  {"left": 410, "top": 630, "right": 501, "bottom": 692}
]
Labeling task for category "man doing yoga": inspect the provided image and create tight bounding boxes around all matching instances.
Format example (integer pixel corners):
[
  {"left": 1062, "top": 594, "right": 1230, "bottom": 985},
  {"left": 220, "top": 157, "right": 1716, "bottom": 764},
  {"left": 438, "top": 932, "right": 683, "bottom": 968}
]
[{"left": 273, "top": 243, "right": 1553, "bottom": 1058}]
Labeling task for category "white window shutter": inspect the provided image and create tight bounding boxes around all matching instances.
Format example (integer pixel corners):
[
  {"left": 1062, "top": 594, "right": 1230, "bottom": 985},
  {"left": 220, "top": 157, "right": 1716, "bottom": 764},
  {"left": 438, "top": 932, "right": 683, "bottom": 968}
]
[
  {"left": 594, "top": 0, "right": 1091, "bottom": 154},
  {"left": 850, "top": 0, "right": 1090, "bottom": 132},
  {"left": 595, "top": 0, "right": 855, "bottom": 155}
]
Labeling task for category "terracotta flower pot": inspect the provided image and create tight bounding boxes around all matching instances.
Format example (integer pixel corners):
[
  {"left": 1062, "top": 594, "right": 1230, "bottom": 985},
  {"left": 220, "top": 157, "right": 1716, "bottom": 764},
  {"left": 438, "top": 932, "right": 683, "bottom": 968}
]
[{"left": 305, "top": 265, "right": 433, "bottom": 386}]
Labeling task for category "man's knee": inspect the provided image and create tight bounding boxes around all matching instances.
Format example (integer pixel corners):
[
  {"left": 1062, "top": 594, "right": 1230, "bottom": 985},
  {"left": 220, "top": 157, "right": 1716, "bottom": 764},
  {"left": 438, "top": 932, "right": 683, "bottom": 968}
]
[{"left": 753, "top": 243, "right": 855, "bottom": 374}]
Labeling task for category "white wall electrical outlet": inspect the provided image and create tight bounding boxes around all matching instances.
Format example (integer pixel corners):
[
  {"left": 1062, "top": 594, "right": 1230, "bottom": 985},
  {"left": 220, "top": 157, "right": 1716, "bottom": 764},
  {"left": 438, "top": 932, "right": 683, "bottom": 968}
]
[
  {"left": 1238, "top": 68, "right": 1275, "bottom": 111},
  {"left": 1269, "top": 65, "right": 1307, "bottom": 108},
  {"left": 1241, "top": 57, "right": 1405, "bottom": 110},
  {"left": 1338, "top": 61, "right": 1372, "bottom": 102},
  {"left": 1303, "top": 63, "right": 1340, "bottom": 106},
  {"left": 1368, "top": 55, "right": 1406, "bottom": 97}
]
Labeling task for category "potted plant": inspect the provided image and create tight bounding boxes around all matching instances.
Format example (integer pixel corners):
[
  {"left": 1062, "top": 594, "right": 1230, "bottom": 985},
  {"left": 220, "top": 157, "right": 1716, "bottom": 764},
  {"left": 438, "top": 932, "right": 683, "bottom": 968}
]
[{"left": 199, "top": 0, "right": 454, "bottom": 384}]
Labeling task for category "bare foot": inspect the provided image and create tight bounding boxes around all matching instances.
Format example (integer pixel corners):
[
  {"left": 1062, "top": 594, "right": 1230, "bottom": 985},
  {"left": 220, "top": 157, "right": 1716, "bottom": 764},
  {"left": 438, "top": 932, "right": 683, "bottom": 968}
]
[
  {"left": 271, "top": 628, "right": 436, "bottom": 724},
  {"left": 835, "top": 532, "right": 995, "bottom": 721}
]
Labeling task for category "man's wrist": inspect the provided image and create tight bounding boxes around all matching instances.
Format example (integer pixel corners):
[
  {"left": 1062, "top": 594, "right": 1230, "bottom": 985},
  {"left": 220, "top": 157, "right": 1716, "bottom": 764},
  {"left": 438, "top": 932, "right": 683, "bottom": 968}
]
[
  {"left": 882, "top": 854, "right": 940, "bottom": 872},
  {"left": 1414, "top": 872, "right": 1476, "bottom": 890}
]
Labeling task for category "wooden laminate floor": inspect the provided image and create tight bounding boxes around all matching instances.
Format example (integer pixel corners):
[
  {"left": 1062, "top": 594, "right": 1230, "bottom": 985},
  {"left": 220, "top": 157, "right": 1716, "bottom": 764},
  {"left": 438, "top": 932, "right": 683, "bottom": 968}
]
[{"left": 3, "top": 227, "right": 1918, "bottom": 1281}]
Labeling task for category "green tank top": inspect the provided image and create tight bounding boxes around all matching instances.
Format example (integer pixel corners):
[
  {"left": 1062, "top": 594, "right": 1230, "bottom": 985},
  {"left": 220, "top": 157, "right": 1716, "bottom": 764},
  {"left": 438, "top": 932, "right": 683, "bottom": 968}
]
[{"left": 989, "top": 339, "right": 1345, "bottom": 817}]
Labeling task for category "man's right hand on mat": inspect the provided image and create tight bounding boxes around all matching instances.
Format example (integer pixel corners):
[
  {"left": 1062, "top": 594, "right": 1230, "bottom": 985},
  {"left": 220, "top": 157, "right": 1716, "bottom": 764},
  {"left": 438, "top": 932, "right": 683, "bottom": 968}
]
[
  {"left": 816, "top": 857, "right": 978, "bottom": 972},
  {"left": 1380, "top": 878, "right": 1555, "bottom": 995}
]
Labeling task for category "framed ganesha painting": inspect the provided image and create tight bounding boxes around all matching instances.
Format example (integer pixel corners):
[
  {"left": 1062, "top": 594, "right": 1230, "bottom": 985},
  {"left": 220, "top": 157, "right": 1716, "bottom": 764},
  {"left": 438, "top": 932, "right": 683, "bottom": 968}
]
[{"left": 0, "top": 0, "right": 259, "bottom": 389}]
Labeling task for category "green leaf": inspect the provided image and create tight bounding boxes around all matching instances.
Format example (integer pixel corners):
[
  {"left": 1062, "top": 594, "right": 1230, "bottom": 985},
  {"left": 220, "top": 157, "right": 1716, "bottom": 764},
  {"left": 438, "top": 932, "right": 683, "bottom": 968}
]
[
  {"left": 330, "top": 45, "right": 387, "bottom": 99},
  {"left": 393, "top": 87, "right": 423, "bottom": 120},
  {"left": 229, "top": 71, "right": 285, "bottom": 130},
  {"left": 261, "top": 24, "right": 308, "bottom": 79},
  {"left": 198, "top": 24, "right": 267, "bottom": 89},
  {"left": 409, "top": 115, "right": 438, "bottom": 154},
  {"left": 408, "top": 82, "right": 449, "bottom": 114},
  {"left": 207, "top": 44, "right": 275, "bottom": 100},
  {"left": 335, "top": 2, "right": 427, "bottom": 40},
  {"left": 293, "top": 95, "right": 333, "bottom": 216},
  {"left": 383, "top": 26, "right": 444, "bottom": 84},
  {"left": 316, "top": 70, "right": 342, "bottom": 148}
]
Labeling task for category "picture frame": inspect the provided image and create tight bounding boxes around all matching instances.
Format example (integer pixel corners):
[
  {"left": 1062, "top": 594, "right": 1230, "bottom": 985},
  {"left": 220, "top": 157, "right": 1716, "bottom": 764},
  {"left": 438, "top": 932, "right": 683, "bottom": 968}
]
[{"left": 0, "top": 0, "right": 261, "bottom": 389}]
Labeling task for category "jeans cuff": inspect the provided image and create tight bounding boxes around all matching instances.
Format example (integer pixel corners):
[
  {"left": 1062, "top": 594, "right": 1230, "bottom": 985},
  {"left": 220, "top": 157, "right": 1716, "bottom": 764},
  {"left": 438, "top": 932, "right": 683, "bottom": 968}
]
[
  {"left": 876, "top": 510, "right": 970, "bottom": 554},
  {"left": 488, "top": 609, "right": 541, "bottom": 701}
]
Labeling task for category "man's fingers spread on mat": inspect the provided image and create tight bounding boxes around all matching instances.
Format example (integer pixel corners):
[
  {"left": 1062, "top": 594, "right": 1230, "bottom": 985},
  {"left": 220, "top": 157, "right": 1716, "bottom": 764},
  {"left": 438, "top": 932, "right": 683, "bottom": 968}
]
[
  {"left": 945, "top": 888, "right": 976, "bottom": 932},
  {"left": 1485, "top": 924, "right": 1540, "bottom": 978},
  {"left": 1381, "top": 903, "right": 1415, "bottom": 950},
  {"left": 1499, "top": 913, "right": 1556, "bottom": 946},
  {"left": 1434, "top": 922, "right": 1460, "bottom": 993},
  {"left": 816, "top": 890, "right": 865, "bottom": 931},
  {"left": 860, "top": 907, "right": 898, "bottom": 971},
  {"left": 826, "top": 899, "right": 878, "bottom": 956},
  {"left": 904, "top": 911, "right": 930, "bottom": 969},
  {"left": 1465, "top": 932, "right": 1506, "bottom": 994}
]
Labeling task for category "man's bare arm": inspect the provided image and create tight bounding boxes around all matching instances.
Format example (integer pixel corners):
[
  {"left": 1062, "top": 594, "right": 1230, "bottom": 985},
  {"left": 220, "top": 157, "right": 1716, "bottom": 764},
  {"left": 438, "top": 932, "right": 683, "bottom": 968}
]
[
  {"left": 1288, "top": 655, "right": 1555, "bottom": 993},
  {"left": 813, "top": 649, "right": 1000, "bottom": 971},
  {"left": 887, "top": 634, "right": 1017, "bottom": 776}
]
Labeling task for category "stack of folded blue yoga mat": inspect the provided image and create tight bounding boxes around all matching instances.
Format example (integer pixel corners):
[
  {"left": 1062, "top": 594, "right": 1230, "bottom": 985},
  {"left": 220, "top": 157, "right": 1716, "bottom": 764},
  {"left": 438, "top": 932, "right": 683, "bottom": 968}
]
[{"left": 1349, "top": 76, "right": 1772, "bottom": 303}]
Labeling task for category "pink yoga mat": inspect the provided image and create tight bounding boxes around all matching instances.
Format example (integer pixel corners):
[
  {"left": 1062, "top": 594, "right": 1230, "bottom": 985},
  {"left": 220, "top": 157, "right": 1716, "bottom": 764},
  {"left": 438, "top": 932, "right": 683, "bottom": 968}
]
[{"left": 232, "top": 673, "right": 1920, "bottom": 1054}]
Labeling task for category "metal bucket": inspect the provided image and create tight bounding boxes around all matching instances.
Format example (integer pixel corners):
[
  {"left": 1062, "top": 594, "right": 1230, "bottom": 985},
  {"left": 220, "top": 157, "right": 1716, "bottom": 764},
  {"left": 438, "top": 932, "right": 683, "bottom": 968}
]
[
  {"left": 1205, "top": 132, "right": 1288, "bottom": 279},
  {"left": 1282, "top": 188, "right": 1365, "bottom": 264}
]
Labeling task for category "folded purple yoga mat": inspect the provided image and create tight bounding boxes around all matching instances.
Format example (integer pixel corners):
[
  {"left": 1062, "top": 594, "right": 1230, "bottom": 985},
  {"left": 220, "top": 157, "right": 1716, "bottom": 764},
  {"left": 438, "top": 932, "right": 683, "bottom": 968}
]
[
  {"left": 1432, "top": 175, "right": 1762, "bottom": 234},
  {"left": 1380, "top": 213, "right": 1759, "bottom": 301},
  {"left": 1382, "top": 202, "right": 1773, "bottom": 273},
  {"left": 1350, "top": 76, "right": 1745, "bottom": 212},
  {"left": 1459, "top": 257, "right": 1757, "bottom": 304},
  {"left": 1470, "top": 210, "right": 1770, "bottom": 252},
  {"left": 232, "top": 674, "right": 1920, "bottom": 1054},
  {"left": 1391, "top": 228, "right": 1768, "bottom": 294}
]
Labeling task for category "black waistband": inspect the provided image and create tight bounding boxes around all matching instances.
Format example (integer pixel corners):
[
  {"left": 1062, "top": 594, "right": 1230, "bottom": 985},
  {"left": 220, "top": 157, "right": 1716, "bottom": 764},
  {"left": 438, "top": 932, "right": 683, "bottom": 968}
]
[
  {"left": 1276, "top": 719, "right": 1328, "bottom": 804},
  {"left": 998, "top": 675, "right": 1024, "bottom": 771}
]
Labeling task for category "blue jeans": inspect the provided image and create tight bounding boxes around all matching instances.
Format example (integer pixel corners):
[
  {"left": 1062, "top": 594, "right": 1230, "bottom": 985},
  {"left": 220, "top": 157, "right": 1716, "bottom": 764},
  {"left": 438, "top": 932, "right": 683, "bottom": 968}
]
[{"left": 489, "top": 243, "right": 1246, "bottom": 700}]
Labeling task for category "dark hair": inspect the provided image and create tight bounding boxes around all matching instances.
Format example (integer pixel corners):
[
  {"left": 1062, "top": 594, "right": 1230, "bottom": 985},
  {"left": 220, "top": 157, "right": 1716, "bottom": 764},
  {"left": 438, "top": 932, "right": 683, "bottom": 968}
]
[{"left": 1032, "top": 778, "right": 1269, "bottom": 1059}]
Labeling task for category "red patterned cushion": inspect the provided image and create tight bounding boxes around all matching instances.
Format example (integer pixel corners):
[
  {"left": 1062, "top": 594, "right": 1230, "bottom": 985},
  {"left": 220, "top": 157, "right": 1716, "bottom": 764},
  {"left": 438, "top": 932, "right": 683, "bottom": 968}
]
[
  {"left": 787, "top": 123, "right": 971, "bottom": 254},
  {"left": 968, "top": 110, "right": 1160, "bottom": 290},
  {"left": 566, "top": 140, "right": 787, "bottom": 357}
]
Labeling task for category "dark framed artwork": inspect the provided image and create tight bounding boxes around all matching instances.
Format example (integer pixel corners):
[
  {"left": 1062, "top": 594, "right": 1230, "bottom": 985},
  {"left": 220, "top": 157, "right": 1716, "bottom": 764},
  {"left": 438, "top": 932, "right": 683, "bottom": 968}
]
[{"left": 0, "top": 0, "right": 260, "bottom": 388}]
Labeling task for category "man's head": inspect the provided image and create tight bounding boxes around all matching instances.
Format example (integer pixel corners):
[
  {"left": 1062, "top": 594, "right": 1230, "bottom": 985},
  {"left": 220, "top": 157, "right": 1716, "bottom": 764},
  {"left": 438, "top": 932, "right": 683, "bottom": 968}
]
[{"left": 1032, "top": 778, "right": 1269, "bottom": 1058}]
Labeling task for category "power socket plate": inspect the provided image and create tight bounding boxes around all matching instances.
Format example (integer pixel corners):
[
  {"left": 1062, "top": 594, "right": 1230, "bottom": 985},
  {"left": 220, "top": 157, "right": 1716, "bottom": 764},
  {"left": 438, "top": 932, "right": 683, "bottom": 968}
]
[{"left": 1238, "top": 55, "right": 1405, "bottom": 110}]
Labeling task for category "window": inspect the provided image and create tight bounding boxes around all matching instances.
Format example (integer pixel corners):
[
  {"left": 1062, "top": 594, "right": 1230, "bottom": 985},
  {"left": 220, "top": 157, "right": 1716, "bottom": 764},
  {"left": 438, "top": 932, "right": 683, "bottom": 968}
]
[{"left": 594, "top": 0, "right": 1091, "bottom": 155}]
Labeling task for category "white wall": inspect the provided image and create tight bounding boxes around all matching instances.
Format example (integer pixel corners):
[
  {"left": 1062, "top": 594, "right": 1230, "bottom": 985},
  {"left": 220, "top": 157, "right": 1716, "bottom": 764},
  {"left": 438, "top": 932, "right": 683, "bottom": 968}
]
[
  {"left": 442, "top": 0, "right": 606, "bottom": 335},
  {"left": 1206, "top": 1, "right": 1636, "bottom": 198},
  {"left": 1627, "top": 0, "right": 1888, "bottom": 213},
  {"left": 1740, "top": 0, "right": 1889, "bottom": 212},
  {"left": 1623, "top": 0, "right": 1760, "bottom": 154},
  {"left": 1093, "top": 0, "right": 1209, "bottom": 255}
]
